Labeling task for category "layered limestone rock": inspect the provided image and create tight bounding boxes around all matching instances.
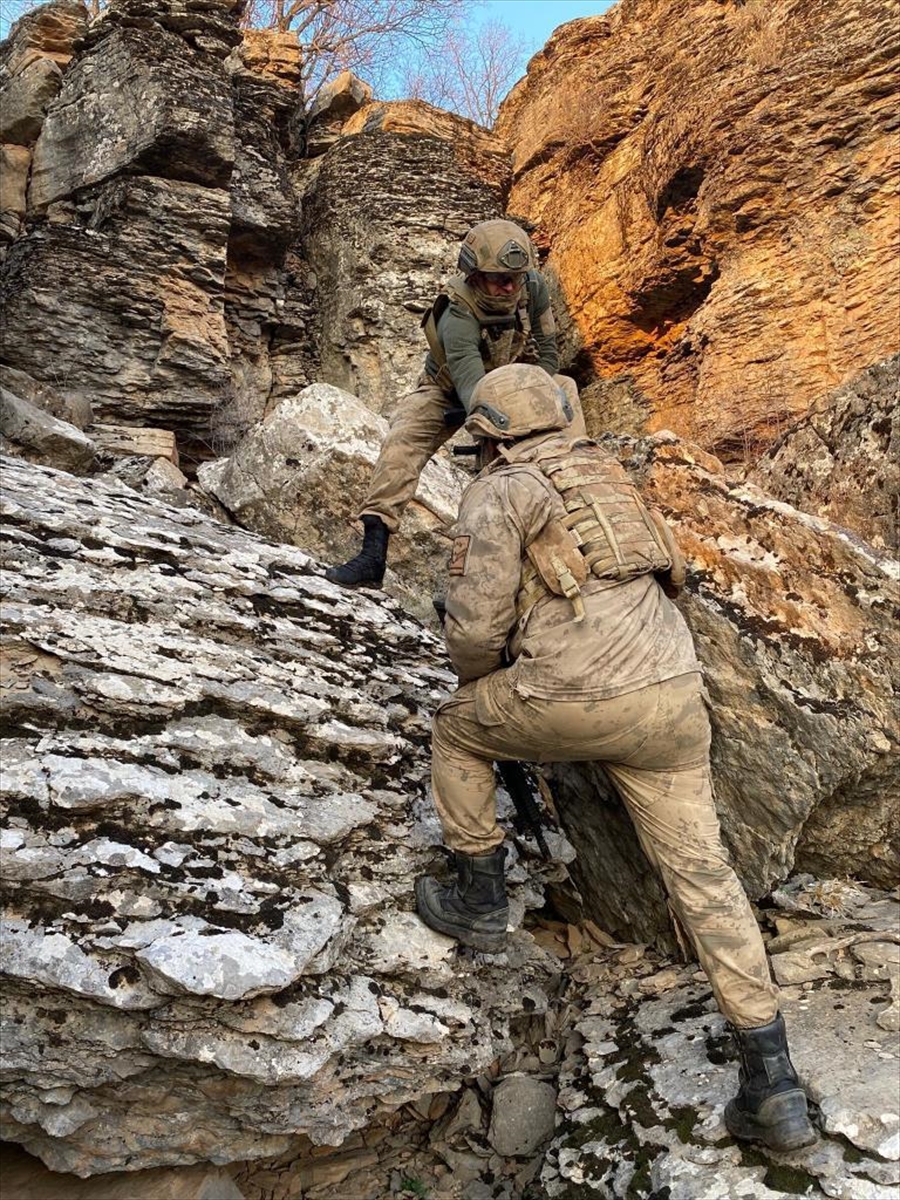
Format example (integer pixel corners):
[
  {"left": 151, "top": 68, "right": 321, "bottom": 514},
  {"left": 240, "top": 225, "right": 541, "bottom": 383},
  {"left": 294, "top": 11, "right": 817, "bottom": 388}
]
[
  {"left": 197, "top": 382, "right": 469, "bottom": 622},
  {"left": 749, "top": 354, "right": 900, "bottom": 553},
  {"left": 496, "top": 0, "right": 899, "bottom": 457},
  {"left": 0, "top": 454, "right": 566, "bottom": 1175},
  {"left": 0, "top": 0, "right": 244, "bottom": 442},
  {"left": 0, "top": 0, "right": 86, "bottom": 245},
  {"left": 298, "top": 99, "right": 511, "bottom": 414},
  {"left": 0, "top": 1, "right": 514, "bottom": 461},
  {"left": 543, "top": 880, "right": 900, "bottom": 1200},
  {"left": 553, "top": 430, "right": 899, "bottom": 942},
  {"left": 2, "top": 176, "right": 233, "bottom": 433}
]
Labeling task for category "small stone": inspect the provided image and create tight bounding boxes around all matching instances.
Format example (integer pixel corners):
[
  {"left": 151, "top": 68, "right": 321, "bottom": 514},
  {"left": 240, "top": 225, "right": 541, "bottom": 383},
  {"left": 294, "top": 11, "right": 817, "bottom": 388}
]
[{"left": 488, "top": 1076, "right": 557, "bottom": 1157}]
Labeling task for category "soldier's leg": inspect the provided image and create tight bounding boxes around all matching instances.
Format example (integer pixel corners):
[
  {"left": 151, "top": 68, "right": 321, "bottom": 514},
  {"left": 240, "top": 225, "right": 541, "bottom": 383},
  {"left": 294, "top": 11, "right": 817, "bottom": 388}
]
[
  {"left": 326, "top": 380, "right": 455, "bottom": 586},
  {"left": 429, "top": 670, "right": 671, "bottom": 855},
  {"left": 429, "top": 681, "right": 510, "bottom": 855},
  {"left": 602, "top": 673, "right": 777, "bottom": 1029},
  {"left": 602, "top": 673, "right": 815, "bottom": 1150},
  {"left": 360, "top": 379, "right": 456, "bottom": 533}
]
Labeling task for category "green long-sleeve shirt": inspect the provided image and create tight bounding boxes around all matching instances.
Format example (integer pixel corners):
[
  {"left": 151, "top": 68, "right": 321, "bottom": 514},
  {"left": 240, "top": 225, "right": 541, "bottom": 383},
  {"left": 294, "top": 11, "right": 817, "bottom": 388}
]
[{"left": 425, "top": 272, "right": 559, "bottom": 411}]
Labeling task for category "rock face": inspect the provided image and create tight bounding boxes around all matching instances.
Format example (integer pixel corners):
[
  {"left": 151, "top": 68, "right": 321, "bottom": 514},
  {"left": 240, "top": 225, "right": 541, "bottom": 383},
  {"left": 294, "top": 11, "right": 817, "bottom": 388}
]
[
  {"left": 749, "top": 354, "right": 900, "bottom": 553},
  {"left": 0, "top": 0, "right": 85, "bottom": 245},
  {"left": 552, "top": 430, "right": 899, "bottom": 942},
  {"left": 496, "top": 0, "right": 899, "bottom": 457},
  {"left": 0, "top": 455, "right": 564, "bottom": 1176},
  {"left": 0, "top": 1, "right": 513, "bottom": 464},
  {"left": 198, "top": 382, "right": 468, "bottom": 622}
]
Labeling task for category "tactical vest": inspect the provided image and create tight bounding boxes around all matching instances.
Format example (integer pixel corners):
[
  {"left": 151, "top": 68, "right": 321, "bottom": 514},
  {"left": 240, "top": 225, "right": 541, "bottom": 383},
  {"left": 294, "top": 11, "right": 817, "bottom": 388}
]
[
  {"left": 421, "top": 273, "right": 538, "bottom": 394},
  {"left": 492, "top": 437, "right": 685, "bottom": 622}
]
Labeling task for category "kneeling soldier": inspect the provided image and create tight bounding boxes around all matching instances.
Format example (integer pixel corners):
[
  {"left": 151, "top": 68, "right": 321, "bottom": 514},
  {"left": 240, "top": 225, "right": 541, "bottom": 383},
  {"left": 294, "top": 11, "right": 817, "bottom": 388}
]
[{"left": 415, "top": 363, "right": 816, "bottom": 1155}]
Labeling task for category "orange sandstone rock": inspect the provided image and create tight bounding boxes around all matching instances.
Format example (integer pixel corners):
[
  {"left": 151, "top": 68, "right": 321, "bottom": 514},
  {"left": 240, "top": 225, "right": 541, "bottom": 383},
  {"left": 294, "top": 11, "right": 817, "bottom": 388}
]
[{"left": 497, "top": 0, "right": 899, "bottom": 459}]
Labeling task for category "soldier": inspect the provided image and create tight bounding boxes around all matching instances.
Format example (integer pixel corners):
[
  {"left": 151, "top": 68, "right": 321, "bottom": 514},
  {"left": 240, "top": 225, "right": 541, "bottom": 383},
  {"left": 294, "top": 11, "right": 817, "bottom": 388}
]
[
  {"left": 415, "top": 363, "right": 816, "bottom": 1154},
  {"left": 325, "top": 219, "right": 583, "bottom": 587}
]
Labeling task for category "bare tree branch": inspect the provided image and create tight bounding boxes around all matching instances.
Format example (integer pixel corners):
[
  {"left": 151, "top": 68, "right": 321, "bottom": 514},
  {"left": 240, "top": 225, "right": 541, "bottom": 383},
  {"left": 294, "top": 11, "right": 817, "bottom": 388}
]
[{"left": 400, "top": 18, "right": 528, "bottom": 127}]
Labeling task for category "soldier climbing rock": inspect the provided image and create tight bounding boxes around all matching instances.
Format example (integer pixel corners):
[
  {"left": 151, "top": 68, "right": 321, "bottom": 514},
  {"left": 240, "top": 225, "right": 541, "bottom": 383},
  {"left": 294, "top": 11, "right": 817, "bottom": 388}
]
[
  {"left": 415, "top": 363, "right": 817, "bottom": 1156},
  {"left": 325, "top": 219, "right": 585, "bottom": 588}
]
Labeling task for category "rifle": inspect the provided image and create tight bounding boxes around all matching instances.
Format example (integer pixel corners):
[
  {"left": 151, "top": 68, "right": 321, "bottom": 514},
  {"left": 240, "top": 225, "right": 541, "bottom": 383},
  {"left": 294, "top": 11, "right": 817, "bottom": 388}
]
[{"left": 432, "top": 597, "right": 551, "bottom": 860}]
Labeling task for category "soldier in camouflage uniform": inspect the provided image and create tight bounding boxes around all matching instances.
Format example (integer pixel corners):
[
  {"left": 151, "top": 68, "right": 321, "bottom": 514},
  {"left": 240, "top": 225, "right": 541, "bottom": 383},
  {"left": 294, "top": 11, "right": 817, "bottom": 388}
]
[
  {"left": 325, "top": 219, "right": 584, "bottom": 587},
  {"left": 415, "top": 363, "right": 816, "bottom": 1154}
]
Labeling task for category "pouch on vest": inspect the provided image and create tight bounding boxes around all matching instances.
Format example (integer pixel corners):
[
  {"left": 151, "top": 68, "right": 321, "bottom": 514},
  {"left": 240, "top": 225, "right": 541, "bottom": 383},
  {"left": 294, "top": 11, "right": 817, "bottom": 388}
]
[
  {"left": 508, "top": 438, "right": 686, "bottom": 617},
  {"left": 520, "top": 519, "right": 589, "bottom": 623},
  {"left": 421, "top": 294, "right": 455, "bottom": 393}
]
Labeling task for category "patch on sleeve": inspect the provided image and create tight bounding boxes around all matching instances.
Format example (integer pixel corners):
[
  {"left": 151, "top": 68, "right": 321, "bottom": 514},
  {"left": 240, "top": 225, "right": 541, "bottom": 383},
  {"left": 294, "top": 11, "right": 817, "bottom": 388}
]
[{"left": 448, "top": 535, "right": 471, "bottom": 576}]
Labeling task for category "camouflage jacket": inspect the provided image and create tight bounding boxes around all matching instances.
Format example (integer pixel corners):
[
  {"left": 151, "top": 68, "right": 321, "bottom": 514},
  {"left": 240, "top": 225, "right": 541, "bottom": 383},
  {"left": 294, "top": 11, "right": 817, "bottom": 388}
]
[{"left": 443, "top": 432, "right": 699, "bottom": 697}]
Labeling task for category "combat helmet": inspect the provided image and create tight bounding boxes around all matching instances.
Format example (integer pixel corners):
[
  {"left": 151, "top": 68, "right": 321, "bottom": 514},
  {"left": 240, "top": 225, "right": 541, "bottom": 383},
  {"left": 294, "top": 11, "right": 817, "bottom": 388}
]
[
  {"left": 458, "top": 220, "right": 536, "bottom": 277},
  {"left": 465, "top": 365, "right": 574, "bottom": 441}
]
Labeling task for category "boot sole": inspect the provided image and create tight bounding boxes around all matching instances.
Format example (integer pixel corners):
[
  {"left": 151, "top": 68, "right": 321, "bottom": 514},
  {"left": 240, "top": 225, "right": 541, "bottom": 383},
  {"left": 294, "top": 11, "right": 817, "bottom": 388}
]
[
  {"left": 414, "top": 877, "right": 509, "bottom": 954},
  {"left": 323, "top": 572, "right": 385, "bottom": 588},
  {"left": 725, "top": 1091, "right": 818, "bottom": 1152}
]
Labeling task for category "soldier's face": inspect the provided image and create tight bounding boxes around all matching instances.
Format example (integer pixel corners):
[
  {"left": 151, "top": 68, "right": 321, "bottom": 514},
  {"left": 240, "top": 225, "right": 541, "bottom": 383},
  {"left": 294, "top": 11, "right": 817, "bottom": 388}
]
[{"left": 477, "top": 271, "right": 526, "bottom": 296}]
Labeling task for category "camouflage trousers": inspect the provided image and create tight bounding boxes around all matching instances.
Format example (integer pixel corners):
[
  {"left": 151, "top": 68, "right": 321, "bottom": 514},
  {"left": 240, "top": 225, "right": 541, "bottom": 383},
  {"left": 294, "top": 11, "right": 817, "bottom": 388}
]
[
  {"left": 431, "top": 669, "right": 779, "bottom": 1028},
  {"left": 361, "top": 374, "right": 587, "bottom": 532}
]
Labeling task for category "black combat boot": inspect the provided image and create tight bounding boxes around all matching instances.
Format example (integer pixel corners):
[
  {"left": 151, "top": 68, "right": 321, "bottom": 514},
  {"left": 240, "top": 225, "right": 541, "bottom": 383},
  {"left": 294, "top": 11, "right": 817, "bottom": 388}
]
[
  {"left": 415, "top": 847, "right": 509, "bottom": 953},
  {"left": 725, "top": 1013, "right": 817, "bottom": 1151},
  {"left": 324, "top": 515, "right": 389, "bottom": 587}
]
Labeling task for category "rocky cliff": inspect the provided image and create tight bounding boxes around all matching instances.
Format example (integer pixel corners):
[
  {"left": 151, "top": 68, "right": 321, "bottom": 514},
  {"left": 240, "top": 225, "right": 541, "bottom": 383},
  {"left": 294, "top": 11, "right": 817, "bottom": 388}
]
[
  {"left": 496, "top": 0, "right": 899, "bottom": 459},
  {"left": 1, "top": 0, "right": 898, "bottom": 1193}
]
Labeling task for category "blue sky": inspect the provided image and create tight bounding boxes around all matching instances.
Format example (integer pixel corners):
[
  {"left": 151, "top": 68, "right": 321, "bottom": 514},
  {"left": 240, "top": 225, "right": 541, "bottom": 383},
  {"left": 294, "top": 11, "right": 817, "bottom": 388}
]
[
  {"left": 1, "top": 0, "right": 617, "bottom": 46},
  {"left": 480, "top": 0, "right": 615, "bottom": 56}
]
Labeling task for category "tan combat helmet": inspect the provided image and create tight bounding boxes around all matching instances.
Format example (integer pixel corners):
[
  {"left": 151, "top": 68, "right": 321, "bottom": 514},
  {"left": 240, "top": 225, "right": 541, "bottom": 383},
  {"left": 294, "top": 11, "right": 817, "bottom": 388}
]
[
  {"left": 458, "top": 219, "right": 536, "bottom": 276},
  {"left": 465, "top": 364, "right": 574, "bottom": 440}
]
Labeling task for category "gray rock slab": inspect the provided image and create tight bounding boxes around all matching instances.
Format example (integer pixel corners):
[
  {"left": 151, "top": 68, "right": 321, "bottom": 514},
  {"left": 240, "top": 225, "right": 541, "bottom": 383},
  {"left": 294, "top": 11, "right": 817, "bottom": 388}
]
[
  {"left": 0, "top": 456, "right": 558, "bottom": 1174},
  {"left": 0, "top": 386, "right": 95, "bottom": 473}
]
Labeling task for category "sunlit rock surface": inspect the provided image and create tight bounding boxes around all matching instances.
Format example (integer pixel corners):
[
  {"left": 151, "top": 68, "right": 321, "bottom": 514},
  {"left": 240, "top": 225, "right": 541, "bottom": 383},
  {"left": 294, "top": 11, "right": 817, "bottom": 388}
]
[
  {"left": 544, "top": 879, "right": 900, "bottom": 1200},
  {"left": 0, "top": 456, "right": 562, "bottom": 1175},
  {"left": 553, "top": 431, "right": 900, "bottom": 941},
  {"left": 749, "top": 354, "right": 900, "bottom": 553},
  {"left": 496, "top": 0, "right": 899, "bottom": 457}
]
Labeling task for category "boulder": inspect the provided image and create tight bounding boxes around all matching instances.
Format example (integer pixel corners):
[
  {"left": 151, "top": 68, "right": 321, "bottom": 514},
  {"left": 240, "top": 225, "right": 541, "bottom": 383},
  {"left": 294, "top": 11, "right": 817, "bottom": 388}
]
[
  {"left": 488, "top": 1076, "right": 558, "bottom": 1157},
  {"left": 0, "top": 364, "right": 92, "bottom": 428},
  {"left": 306, "top": 70, "right": 373, "bottom": 157},
  {"left": 552, "top": 431, "right": 899, "bottom": 941},
  {"left": 0, "top": 384, "right": 95, "bottom": 472},
  {"left": 238, "top": 28, "right": 303, "bottom": 88},
  {"left": 197, "top": 381, "right": 468, "bottom": 621},
  {"left": 29, "top": 18, "right": 236, "bottom": 212},
  {"left": 0, "top": 0, "right": 86, "bottom": 147},
  {"left": 749, "top": 354, "right": 900, "bottom": 552},
  {"left": 0, "top": 454, "right": 561, "bottom": 1175},
  {"left": 0, "top": 55, "right": 64, "bottom": 146},
  {"left": 496, "top": 1, "right": 898, "bottom": 458}
]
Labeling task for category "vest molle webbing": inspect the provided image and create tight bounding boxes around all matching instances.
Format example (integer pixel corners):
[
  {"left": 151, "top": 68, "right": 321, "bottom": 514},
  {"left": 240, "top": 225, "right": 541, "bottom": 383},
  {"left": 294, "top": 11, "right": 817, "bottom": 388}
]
[{"left": 514, "top": 439, "right": 684, "bottom": 621}]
